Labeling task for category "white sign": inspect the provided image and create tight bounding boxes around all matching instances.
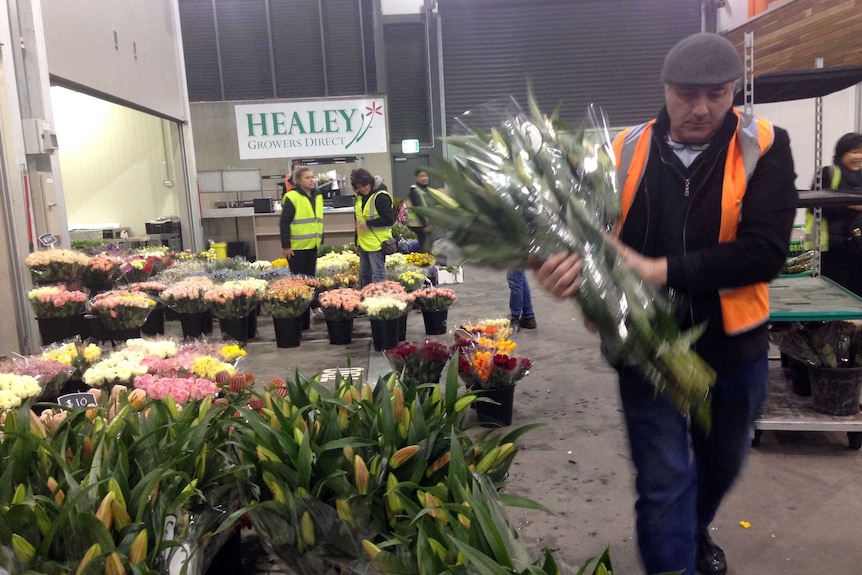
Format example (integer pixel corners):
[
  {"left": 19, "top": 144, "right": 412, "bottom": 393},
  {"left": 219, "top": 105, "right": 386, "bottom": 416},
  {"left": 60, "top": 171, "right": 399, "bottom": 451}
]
[
  {"left": 235, "top": 98, "right": 388, "bottom": 160},
  {"left": 401, "top": 139, "right": 419, "bottom": 154}
]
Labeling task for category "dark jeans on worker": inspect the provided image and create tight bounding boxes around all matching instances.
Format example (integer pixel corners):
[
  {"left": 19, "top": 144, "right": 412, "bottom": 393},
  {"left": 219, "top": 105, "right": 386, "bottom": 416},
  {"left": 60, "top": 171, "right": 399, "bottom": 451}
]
[
  {"left": 618, "top": 357, "right": 768, "bottom": 575},
  {"left": 288, "top": 248, "right": 318, "bottom": 277},
  {"left": 506, "top": 269, "right": 534, "bottom": 319},
  {"left": 359, "top": 248, "right": 387, "bottom": 287}
]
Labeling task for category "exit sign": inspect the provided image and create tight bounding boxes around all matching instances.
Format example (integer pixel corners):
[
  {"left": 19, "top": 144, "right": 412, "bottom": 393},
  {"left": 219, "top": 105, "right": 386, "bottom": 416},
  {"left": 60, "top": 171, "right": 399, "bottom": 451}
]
[{"left": 401, "top": 139, "right": 420, "bottom": 154}]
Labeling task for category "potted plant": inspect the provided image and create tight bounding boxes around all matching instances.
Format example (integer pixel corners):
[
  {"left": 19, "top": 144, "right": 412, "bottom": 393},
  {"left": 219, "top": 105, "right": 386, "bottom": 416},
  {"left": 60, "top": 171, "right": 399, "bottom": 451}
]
[
  {"left": 318, "top": 288, "right": 362, "bottom": 345},
  {"left": 27, "top": 285, "right": 88, "bottom": 345},
  {"left": 412, "top": 287, "right": 457, "bottom": 335},
  {"left": 260, "top": 279, "right": 315, "bottom": 348},
  {"left": 776, "top": 321, "right": 862, "bottom": 415}
]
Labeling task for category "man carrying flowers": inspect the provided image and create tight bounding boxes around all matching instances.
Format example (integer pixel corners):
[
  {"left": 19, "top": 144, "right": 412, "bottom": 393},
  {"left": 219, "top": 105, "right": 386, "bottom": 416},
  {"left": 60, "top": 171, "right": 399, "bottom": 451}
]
[
  {"left": 352, "top": 168, "right": 395, "bottom": 287},
  {"left": 535, "top": 34, "right": 797, "bottom": 575}
]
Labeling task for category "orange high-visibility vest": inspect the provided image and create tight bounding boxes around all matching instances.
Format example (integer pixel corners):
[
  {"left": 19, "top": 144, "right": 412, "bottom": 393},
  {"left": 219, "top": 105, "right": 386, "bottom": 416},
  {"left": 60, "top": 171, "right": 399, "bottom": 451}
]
[{"left": 612, "top": 110, "right": 775, "bottom": 335}]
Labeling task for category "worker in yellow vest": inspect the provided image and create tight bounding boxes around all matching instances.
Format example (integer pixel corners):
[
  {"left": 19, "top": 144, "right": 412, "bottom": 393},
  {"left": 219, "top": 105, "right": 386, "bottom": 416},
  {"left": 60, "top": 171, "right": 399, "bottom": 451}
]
[
  {"left": 280, "top": 166, "right": 323, "bottom": 277},
  {"left": 407, "top": 169, "right": 435, "bottom": 252},
  {"left": 533, "top": 34, "right": 796, "bottom": 575},
  {"left": 351, "top": 168, "right": 394, "bottom": 287}
]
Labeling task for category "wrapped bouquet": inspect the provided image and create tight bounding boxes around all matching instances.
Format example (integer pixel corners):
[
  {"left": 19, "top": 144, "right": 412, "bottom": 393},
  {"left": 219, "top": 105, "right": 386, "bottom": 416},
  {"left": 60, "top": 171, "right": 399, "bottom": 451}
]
[
  {"left": 161, "top": 278, "right": 212, "bottom": 314},
  {"left": 91, "top": 292, "right": 156, "bottom": 331},
  {"left": 261, "top": 279, "right": 315, "bottom": 319},
  {"left": 362, "top": 296, "right": 407, "bottom": 321},
  {"left": 24, "top": 249, "right": 90, "bottom": 284},
  {"left": 204, "top": 280, "right": 265, "bottom": 319},
  {"left": 416, "top": 95, "right": 714, "bottom": 427},
  {"left": 385, "top": 339, "right": 453, "bottom": 388},
  {"left": 27, "top": 285, "right": 87, "bottom": 318}
]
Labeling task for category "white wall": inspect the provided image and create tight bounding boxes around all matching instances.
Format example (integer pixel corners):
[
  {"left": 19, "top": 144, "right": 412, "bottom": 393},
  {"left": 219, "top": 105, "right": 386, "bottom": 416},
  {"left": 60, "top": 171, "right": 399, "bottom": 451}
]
[
  {"left": 52, "top": 88, "right": 181, "bottom": 234},
  {"left": 750, "top": 86, "right": 861, "bottom": 191}
]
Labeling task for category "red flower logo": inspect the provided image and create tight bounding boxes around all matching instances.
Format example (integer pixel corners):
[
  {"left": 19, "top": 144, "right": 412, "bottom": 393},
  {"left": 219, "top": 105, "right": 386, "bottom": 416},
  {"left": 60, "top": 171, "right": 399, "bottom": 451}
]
[{"left": 365, "top": 101, "right": 383, "bottom": 117}]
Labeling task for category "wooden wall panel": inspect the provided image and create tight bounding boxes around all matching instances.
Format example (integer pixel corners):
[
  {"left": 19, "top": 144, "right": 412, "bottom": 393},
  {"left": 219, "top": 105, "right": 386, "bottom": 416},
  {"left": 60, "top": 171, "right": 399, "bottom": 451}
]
[{"left": 724, "top": 0, "right": 862, "bottom": 74}]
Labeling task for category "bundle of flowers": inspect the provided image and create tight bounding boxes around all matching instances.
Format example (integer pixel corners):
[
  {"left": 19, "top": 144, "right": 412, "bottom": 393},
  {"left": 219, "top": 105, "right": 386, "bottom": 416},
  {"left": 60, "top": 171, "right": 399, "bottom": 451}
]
[
  {"left": 82, "top": 349, "right": 149, "bottom": 388},
  {"left": 415, "top": 94, "right": 714, "bottom": 427},
  {"left": 457, "top": 335, "right": 531, "bottom": 390},
  {"left": 129, "top": 280, "right": 169, "bottom": 298},
  {"left": 270, "top": 257, "right": 289, "bottom": 268},
  {"left": 123, "top": 338, "right": 179, "bottom": 359},
  {"left": 82, "top": 251, "right": 123, "bottom": 290},
  {"left": 155, "top": 258, "right": 210, "bottom": 284},
  {"left": 363, "top": 296, "right": 408, "bottom": 321},
  {"left": 0, "top": 357, "right": 71, "bottom": 401},
  {"left": 261, "top": 279, "right": 315, "bottom": 318},
  {"left": 204, "top": 280, "right": 264, "bottom": 319},
  {"left": 458, "top": 348, "right": 532, "bottom": 391},
  {"left": 385, "top": 253, "right": 407, "bottom": 270},
  {"left": 0, "top": 373, "right": 42, "bottom": 411},
  {"left": 318, "top": 288, "right": 362, "bottom": 321},
  {"left": 91, "top": 293, "right": 156, "bottom": 330},
  {"left": 459, "top": 318, "right": 514, "bottom": 341},
  {"left": 360, "top": 281, "right": 405, "bottom": 299},
  {"left": 250, "top": 260, "right": 271, "bottom": 269},
  {"left": 318, "top": 272, "right": 359, "bottom": 291},
  {"left": 160, "top": 278, "right": 213, "bottom": 314},
  {"left": 256, "top": 266, "right": 295, "bottom": 282},
  {"left": 24, "top": 249, "right": 90, "bottom": 284},
  {"left": 121, "top": 252, "right": 170, "bottom": 283},
  {"left": 42, "top": 341, "right": 102, "bottom": 378},
  {"left": 317, "top": 251, "right": 360, "bottom": 275},
  {"left": 412, "top": 287, "right": 457, "bottom": 311},
  {"left": 404, "top": 252, "right": 436, "bottom": 267},
  {"left": 396, "top": 269, "right": 425, "bottom": 291},
  {"left": 27, "top": 285, "right": 87, "bottom": 318},
  {"left": 138, "top": 341, "right": 238, "bottom": 380},
  {"left": 133, "top": 374, "right": 217, "bottom": 405},
  {"left": 385, "top": 339, "right": 453, "bottom": 388}
]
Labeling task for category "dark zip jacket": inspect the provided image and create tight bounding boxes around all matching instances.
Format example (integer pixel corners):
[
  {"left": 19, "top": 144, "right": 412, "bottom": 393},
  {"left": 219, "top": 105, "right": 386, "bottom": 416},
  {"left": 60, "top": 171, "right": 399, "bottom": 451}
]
[{"left": 618, "top": 107, "right": 797, "bottom": 369}]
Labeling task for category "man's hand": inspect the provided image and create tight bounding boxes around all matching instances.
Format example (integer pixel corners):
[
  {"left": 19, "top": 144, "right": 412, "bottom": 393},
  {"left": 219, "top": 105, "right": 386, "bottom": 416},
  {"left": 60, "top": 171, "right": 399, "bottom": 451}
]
[
  {"left": 423, "top": 226, "right": 432, "bottom": 233},
  {"left": 282, "top": 248, "right": 294, "bottom": 259},
  {"left": 356, "top": 220, "right": 368, "bottom": 231},
  {"left": 610, "top": 238, "right": 667, "bottom": 287},
  {"left": 533, "top": 252, "right": 584, "bottom": 298}
]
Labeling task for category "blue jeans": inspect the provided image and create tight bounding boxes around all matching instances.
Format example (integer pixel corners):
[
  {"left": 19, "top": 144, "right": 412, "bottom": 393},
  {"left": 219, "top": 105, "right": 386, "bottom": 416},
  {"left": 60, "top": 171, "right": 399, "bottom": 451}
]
[
  {"left": 618, "top": 357, "right": 768, "bottom": 575},
  {"left": 506, "top": 269, "right": 534, "bottom": 318},
  {"left": 359, "top": 249, "right": 387, "bottom": 287}
]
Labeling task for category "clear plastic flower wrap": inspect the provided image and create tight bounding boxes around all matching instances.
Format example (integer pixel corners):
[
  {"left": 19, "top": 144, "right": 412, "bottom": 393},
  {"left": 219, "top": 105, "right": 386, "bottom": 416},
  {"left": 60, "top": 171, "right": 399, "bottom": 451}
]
[{"left": 417, "top": 95, "right": 715, "bottom": 428}]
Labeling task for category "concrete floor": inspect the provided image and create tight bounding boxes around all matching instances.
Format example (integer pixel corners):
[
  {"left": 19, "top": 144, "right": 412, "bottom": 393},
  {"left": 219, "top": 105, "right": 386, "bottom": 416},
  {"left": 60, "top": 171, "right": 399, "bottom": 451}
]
[{"left": 180, "top": 264, "right": 862, "bottom": 574}]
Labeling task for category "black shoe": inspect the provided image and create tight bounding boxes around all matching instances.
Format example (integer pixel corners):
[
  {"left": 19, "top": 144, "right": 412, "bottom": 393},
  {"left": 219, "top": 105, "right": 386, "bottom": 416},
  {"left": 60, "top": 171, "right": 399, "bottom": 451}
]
[
  {"left": 696, "top": 531, "right": 727, "bottom": 575},
  {"left": 509, "top": 316, "right": 520, "bottom": 330},
  {"left": 518, "top": 315, "right": 537, "bottom": 330}
]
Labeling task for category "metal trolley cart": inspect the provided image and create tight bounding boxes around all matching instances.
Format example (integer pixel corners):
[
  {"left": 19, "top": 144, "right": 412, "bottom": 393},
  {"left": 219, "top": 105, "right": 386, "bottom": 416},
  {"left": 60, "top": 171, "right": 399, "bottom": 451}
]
[
  {"left": 759, "top": 277, "right": 862, "bottom": 449},
  {"left": 733, "top": 49, "right": 862, "bottom": 449}
]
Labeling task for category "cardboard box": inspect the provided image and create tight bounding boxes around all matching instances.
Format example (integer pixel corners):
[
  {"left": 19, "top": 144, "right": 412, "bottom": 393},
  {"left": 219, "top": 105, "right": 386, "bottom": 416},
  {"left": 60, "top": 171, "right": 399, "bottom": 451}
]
[{"left": 437, "top": 266, "right": 463, "bottom": 284}]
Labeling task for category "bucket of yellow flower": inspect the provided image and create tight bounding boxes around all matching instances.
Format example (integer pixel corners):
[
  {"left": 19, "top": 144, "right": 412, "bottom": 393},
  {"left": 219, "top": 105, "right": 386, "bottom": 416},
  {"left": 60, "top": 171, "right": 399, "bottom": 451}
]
[
  {"left": 455, "top": 334, "right": 532, "bottom": 427},
  {"left": 261, "top": 279, "right": 315, "bottom": 348}
]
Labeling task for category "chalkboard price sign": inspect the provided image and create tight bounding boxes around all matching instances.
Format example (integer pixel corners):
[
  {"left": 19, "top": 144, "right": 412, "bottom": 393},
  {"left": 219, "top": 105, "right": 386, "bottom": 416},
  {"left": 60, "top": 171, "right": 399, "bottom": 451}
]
[{"left": 57, "top": 392, "right": 97, "bottom": 410}]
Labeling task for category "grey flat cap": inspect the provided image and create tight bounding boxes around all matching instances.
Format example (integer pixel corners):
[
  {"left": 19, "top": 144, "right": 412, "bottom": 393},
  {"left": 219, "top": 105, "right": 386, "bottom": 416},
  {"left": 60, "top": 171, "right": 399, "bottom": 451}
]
[{"left": 661, "top": 33, "right": 743, "bottom": 87}]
